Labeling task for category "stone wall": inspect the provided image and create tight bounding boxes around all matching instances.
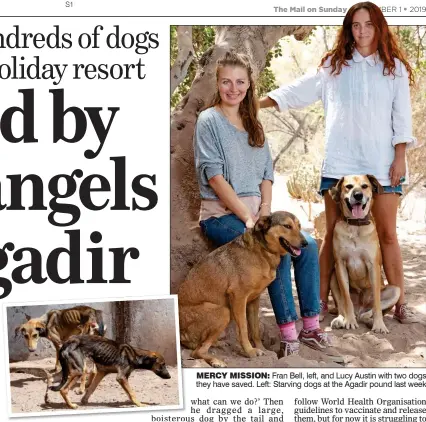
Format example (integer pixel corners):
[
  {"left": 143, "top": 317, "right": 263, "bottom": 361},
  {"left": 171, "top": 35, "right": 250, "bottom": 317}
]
[{"left": 128, "top": 299, "right": 177, "bottom": 364}]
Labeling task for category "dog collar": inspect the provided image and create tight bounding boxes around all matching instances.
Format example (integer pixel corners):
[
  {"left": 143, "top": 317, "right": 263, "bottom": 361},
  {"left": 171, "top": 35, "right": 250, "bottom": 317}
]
[{"left": 342, "top": 214, "right": 371, "bottom": 226}]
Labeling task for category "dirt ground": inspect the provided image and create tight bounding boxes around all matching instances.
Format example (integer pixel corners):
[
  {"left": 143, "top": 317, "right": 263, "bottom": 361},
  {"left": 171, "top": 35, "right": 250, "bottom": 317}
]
[
  {"left": 181, "top": 177, "right": 426, "bottom": 369},
  {"left": 9, "top": 357, "right": 180, "bottom": 414}
]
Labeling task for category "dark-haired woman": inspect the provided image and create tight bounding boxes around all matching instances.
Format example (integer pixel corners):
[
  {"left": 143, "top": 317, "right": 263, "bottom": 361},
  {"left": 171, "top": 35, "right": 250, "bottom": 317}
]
[{"left": 260, "top": 2, "right": 418, "bottom": 324}]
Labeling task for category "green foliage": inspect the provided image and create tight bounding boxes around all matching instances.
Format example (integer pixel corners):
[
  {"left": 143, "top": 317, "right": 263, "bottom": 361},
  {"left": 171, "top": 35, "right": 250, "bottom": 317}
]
[
  {"left": 394, "top": 26, "right": 426, "bottom": 189},
  {"left": 170, "top": 28, "right": 283, "bottom": 107},
  {"left": 396, "top": 27, "right": 416, "bottom": 55},
  {"left": 171, "top": 26, "right": 215, "bottom": 108},
  {"left": 170, "top": 26, "right": 178, "bottom": 64},
  {"left": 256, "top": 68, "right": 279, "bottom": 98},
  {"left": 393, "top": 26, "right": 426, "bottom": 76}
]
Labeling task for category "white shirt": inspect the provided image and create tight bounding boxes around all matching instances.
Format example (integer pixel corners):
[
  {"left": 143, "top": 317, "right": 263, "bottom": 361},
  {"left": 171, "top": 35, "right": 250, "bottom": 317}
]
[{"left": 268, "top": 49, "right": 417, "bottom": 186}]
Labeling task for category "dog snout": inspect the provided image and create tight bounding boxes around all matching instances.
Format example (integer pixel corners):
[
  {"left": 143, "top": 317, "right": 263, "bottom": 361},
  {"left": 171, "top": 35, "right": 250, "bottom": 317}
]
[
  {"left": 158, "top": 367, "right": 171, "bottom": 379},
  {"left": 353, "top": 190, "right": 363, "bottom": 202}
]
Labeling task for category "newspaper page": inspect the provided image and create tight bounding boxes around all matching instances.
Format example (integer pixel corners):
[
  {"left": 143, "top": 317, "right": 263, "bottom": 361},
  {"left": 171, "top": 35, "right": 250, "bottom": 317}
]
[{"left": 0, "top": 0, "right": 425, "bottom": 421}]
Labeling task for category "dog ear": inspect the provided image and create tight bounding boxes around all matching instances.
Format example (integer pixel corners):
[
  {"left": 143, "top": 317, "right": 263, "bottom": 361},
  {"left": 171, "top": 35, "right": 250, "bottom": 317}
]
[
  {"left": 329, "top": 178, "right": 345, "bottom": 203},
  {"left": 254, "top": 215, "right": 271, "bottom": 233},
  {"left": 367, "top": 174, "right": 384, "bottom": 194},
  {"left": 36, "top": 327, "right": 46, "bottom": 336},
  {"left": 138, "top": 355, "right": 157, "bottom": 367},
  {"left": 80, "top": 314, "right": 90, "bottom": 325},
  {"left": 34, "top": 322, "right": 46, "bottom": 336},
  {"left": 14, "top": 325, "right": 24, "bottom": 338}
]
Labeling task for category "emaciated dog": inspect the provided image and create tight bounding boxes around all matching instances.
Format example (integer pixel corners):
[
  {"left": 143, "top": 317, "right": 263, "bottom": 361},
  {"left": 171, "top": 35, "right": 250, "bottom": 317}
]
[
  {"left": 15, "top": 305, "right": 105, "bottom": 373},
  {"left": 178, "top": 211, "right": 307, "bottom": 368},
  {"left": 329, "top": 175, "right": 400, "bottom": 333},
  {"left": 50, "top": 335, "right": 171, "bottom": 409}
]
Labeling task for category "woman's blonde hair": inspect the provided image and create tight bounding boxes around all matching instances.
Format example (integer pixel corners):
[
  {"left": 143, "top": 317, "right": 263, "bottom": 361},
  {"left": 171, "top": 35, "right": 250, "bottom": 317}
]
[{"left": 207, "top": 51, "right": 265, "bottom": 147}]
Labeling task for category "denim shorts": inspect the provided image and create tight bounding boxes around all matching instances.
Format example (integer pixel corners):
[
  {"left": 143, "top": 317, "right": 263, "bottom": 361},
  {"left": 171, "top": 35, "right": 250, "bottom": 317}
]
[{"left": 318, "top": 177, "right": 403, "bottom": 197}]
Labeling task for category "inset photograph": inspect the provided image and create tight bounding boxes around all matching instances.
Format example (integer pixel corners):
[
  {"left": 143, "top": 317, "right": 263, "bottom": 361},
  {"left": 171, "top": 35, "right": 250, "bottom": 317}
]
[{"left": 5, "top": 297, "right": 181, "bottom": 415}]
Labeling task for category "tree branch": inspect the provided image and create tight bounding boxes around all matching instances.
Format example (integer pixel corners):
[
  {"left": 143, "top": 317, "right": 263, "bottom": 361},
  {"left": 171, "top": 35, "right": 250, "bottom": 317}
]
[
  {"left": 264, "top": 109, "right": 296, "bottom": 133},
  {"left": 291, "top": 52, "right": 303, "bottom": 76},
  {"left": 322, "top": 27, "right": 330, "bottom": 52},
  {"left": 272, "top": 115, "right": 308, "bottom": 167}
]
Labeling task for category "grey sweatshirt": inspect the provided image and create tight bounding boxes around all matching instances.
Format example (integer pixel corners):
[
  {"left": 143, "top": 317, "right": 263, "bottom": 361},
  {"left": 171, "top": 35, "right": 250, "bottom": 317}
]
[{"left": 194, "top": 107, "right": 274, "bottom": 200}]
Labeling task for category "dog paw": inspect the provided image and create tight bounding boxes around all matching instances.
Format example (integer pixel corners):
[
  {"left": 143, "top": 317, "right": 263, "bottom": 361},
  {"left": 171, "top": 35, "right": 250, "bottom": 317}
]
[
  {"left": 372, "top": 320, "right": 389, "bottom": 334},
  {"left": 211, "top": 358, "right": 227, "bottom": 368},
  {"left": 243, "top": 347, "right": 265, "bottom": 358},
  {"left": 254, "top": 344, "right": 267, "bottom": 353},
  {"left": 253, "top": 348, "right": 266, "bottom": 356},
  {"left": 331, "top": 315, "right": 358, "bottom": 330},
  {"left": 68, "top": 403, "right": 78, "bottom": 409},
  {"left": 344, "top": 317, "right": 359, "bottom": 330},
  {"left": 331, "top": 315, "right": 345, "bottom": 329},
  {"left": 76, "top": 389, "right": 84, "bottom": 395},
  {"left": 341, "top": 313, "right": 359, "bottom": 329}
]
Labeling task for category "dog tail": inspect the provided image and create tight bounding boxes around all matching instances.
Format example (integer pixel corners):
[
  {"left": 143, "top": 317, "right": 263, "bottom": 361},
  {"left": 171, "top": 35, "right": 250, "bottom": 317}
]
[
  {"left": 95, "top": 310, "right": 105, "bottom": 336},
  {"left": 49, "top": 345, "right": 70, "bottom": 392}
]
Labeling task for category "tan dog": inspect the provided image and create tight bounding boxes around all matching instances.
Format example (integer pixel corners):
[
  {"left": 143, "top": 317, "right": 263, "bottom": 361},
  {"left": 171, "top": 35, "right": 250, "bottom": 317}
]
[
  {"left": 178, "top": 211, "right": 307, "bottom": 367},
  {"left": 329, "top": 175, "right": 400, "bottom": 333},
  {"left": 15, "top": 306, "right": 105, "bottom": 373}
]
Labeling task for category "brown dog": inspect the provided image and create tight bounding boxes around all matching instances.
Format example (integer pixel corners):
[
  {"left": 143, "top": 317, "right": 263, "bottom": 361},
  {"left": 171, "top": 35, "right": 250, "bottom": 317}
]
[
  {"left": 178, "top": 211, "right": 307, "bottom": 367},
  {"left": 329, "top": 175, "right": 400, "bottom": 333},
  {"left": 50, "top": 335, "right": 171, "bottom": 409},
  {"left": 15, "top": 306, "right": 105, "bottom": 373}
]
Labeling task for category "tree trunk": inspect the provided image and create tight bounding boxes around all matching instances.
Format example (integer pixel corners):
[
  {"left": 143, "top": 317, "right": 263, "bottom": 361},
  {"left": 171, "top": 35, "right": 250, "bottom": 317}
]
[
  {"left": 170, "top": 26, "right": 315, "bottom": 293},
  {"left": 170, "top": 26, "right": 194, "bottom": 96}
]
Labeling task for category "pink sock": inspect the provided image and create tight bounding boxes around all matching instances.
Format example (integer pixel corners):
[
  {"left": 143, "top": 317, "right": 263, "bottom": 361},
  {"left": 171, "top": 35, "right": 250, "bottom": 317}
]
[
  {"left": 278, "top": 321, "right": 297, "bottom": 341},
  {"left": 302, "top": 315, "right": 320, "bottom": 332}
]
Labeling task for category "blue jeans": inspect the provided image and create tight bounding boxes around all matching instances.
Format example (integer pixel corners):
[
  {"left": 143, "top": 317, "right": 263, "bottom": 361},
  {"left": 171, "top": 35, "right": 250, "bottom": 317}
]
[{"left": 200, "top": 214, "right": 320, "bottom": 324}]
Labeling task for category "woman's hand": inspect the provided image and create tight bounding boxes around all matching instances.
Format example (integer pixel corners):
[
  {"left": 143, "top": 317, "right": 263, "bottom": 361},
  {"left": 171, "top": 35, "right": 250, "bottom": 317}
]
[
  {"left": 255, "top": 203, "right": 271, "bottom": 225},
  {"left": 389, "top": 145, "right": 407, "bottom": 187},
  {"left": 257, "top": 205, "right": 271, "bottom": 218},
  {"left": 245, "top": 217, "right": 256, "bottom": 229},
  {"left": 209, "top": 175, "right": 257, "bottom": 227}
]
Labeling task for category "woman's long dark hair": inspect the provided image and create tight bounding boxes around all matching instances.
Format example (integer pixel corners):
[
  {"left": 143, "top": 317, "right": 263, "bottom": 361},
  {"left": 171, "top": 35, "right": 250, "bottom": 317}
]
[{"left": 320, "top": 2, "right": 414, "bottom": 85}]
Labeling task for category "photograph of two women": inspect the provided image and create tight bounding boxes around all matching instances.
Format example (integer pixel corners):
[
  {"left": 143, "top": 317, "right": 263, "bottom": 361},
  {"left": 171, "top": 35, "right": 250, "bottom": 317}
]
[{"left": 171, "top": 2, "right": 426, "bottom": 369}]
